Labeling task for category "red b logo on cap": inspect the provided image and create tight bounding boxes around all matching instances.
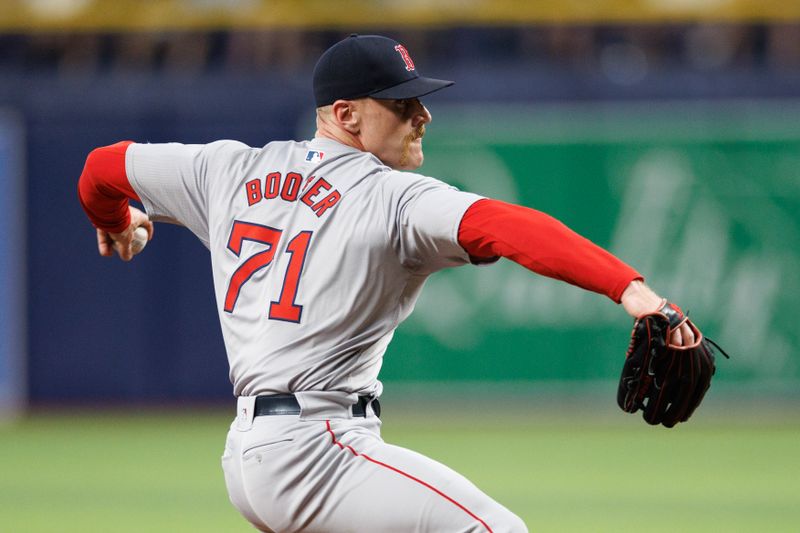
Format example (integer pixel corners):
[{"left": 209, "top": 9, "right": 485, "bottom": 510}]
[{"left": 394, "top": 44, "right": 415, "bottom": 71}]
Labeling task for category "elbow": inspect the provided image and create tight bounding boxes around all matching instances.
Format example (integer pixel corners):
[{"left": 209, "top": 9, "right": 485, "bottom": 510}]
[
  {"left": 77, "top": 150, "right": 97, "bottom": 199},
  {"left": 81, "top": 146, "right": 108, "bottom": 179},
  {"left": 77, "top": 147, "right": 105, "bottom": 201}
]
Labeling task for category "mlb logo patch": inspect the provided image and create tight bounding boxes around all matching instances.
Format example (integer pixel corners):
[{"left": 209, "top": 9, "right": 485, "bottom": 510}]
[{"left": 305, "top": 151, "right": 324, "bottom": 163}]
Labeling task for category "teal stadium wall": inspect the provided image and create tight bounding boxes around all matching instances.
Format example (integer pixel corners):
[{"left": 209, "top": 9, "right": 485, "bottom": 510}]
[{"left": 383, "top": 101, "right": 800, "bottom": 389}]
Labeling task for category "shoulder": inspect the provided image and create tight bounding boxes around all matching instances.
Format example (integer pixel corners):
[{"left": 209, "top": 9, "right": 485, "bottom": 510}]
[
  {"left": 258, "top": 139, "right": 310, "bottom": 154},
  {"left": 205, "top": 139, "right": 257, "bottom": 159},
  {"left": 129, "top": 139, "right": 254, "bottom": 160},
  {"left": 251, "top": 139, "right": 320, "bottom": 164},
  {"left": 379, "top": 169, "right": 463, "bottom": 195},
  {"left": 208, "top": 139, "right": 253, "bottom": 151}
]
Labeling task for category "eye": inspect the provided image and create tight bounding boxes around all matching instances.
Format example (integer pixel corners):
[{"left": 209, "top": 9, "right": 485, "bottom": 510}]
[{"left": 394, "top": 98, "right": 418, "bottom": 116}]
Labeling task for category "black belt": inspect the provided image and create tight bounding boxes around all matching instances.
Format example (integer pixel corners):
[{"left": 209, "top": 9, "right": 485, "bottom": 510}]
[{"left": 254, "top": 394, "right": 380, "bottom": 418}]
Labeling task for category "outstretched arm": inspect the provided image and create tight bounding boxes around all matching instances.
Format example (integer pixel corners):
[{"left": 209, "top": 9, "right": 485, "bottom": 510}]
[
  {"left": 77, "top": 141, "right": 153, "bottom": 261},
  {"left": 457, "top": 198, "right": 694, "bottom": 345},
  {"left": 619, "top": 280, "right": 694, "bottom": 345}
]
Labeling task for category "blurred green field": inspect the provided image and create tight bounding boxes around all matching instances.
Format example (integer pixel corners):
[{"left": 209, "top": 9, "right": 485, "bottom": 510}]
[{"left": 1, "top": 398, "right": 798, "bottom": 533}]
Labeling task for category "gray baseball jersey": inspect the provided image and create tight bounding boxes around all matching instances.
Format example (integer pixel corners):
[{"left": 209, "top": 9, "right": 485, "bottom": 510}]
[
  {"left": 126, "top": 136, "right": 527, "bottom": 532},
  {"left": 126, "top": 137, "right": 479, "bottom": 397}
]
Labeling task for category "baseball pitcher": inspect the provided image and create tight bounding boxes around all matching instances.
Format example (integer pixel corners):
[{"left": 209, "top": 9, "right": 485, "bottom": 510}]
[{"left": 78, "top": 34, "right": 722, "bottom": 533}]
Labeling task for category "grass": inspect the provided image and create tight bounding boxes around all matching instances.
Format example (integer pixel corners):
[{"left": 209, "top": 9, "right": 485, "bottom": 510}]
[{"left": 1, "top": 402, "right": 798, "bottom": 532}]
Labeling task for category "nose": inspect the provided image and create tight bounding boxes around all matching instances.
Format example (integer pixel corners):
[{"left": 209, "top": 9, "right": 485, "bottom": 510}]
[{"left": 411, "top": 100, "right": 432, "bottom": 127}]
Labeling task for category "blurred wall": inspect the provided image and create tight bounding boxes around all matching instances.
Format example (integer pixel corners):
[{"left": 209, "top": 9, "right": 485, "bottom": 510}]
[
  {"left": 395, "top": 101, "right": 800, "bottom": 387},
  {"left": 0, "top": 111, "right": 26, "bottom": 414},
  {"left": 1, "top": 25, "right": 798, "bottom": 403}
]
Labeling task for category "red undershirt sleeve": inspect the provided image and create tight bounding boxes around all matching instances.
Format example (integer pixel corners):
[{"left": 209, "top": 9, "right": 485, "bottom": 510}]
[
  {"left": 77, "top": 141, "right": 140, "bottom": 234},
  {"left": 457, "top": 198, "right": 642, "bottom": 303}
]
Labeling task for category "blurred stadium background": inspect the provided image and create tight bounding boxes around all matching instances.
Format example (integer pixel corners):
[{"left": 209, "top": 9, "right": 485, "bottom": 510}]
[{"left": 1, "top": 1, "right": 799, "bottom": 532}]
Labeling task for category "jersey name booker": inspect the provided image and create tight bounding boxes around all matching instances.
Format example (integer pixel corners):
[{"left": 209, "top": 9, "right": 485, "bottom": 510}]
[{"left": 126, "top": 137, "right": 482, "bottom": 397}]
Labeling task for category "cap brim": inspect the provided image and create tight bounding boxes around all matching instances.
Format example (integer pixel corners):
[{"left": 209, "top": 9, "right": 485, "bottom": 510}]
[{"left": 369, "top": 76, "right": 454, "bottom": 101}]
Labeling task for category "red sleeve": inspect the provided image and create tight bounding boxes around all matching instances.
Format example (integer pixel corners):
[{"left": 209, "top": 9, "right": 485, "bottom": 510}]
[
  {"left": 77, "top": 141, "right": 140, "bottom": 233},
  {"left": 457, "top": 198, "right": 642, "bottom": 303}
]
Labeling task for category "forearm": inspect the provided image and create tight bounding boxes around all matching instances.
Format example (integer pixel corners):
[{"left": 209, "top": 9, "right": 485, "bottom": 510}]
[
  {"left": 77, "top": 141, "right": 139, "bottom": 233},
  {"left": 458, "top": 198, "right": 642, "bottom": 303}
]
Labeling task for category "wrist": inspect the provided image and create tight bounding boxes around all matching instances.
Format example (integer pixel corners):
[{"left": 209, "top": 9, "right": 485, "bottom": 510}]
[
  {"left": 95, "top": 213, "right": 131, "bottom": 234},
  {"left": 620, "top": 280, "right": 664, "bottom": 318}
]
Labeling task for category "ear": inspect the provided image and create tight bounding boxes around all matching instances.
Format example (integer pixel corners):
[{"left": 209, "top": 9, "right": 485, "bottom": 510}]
[{"left": 331, "top": 100, "right": 360, "bottom": 134}]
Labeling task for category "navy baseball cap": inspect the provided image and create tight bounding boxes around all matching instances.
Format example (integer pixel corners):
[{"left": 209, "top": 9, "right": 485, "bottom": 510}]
[{"left": 313, "top": 34, "right": 454, "bottom": 107}]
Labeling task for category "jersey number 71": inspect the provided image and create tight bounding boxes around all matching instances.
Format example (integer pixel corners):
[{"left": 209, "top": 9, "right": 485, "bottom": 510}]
[{"left": 223, "top": 220, "right": 312, "bottom": 323}]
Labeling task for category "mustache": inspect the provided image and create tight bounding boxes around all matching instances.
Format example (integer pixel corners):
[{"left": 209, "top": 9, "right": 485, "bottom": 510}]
[{"left": 399, "top": 125, "right": 426, "bottom": 167}]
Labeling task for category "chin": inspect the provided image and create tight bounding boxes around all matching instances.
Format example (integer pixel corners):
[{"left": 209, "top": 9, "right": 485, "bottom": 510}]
[
  {"left": 385, "top": 143, "right": 424, "bottom": 170},
  {"left": 403, "top": 150, "right": 424, "bottom": 171}
]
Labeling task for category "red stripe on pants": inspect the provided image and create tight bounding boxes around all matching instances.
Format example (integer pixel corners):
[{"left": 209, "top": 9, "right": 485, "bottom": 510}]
[{"left": 325, "top": 420, "right": 493, "bottom": 533}]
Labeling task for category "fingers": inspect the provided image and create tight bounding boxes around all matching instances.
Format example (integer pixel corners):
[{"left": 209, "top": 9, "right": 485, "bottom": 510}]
[
  {"left": 128, "top": 205, "right": 154, "bottom": 241},
  {"left": 681, "top": 322, "right": 696, "bottom": 345},
  {"left": 96, "top": 206, "right": 153, "bottom": 261},
  {"left": 114, "top": 240, "right": 134, "bottom": 262},
  {"left": 97, "top": 229, "right": 114, "bottom": 257},
  {"left": 670, "top": 327, "right": 683, "bottom": 346},
  {"left": 668, "top": 322, "right": 696, "bottom": 347},
  {"left": 141, "top": 219, "right": 154, "bottom": 241},
  {"left": 106, "top": 226, "right": 134, "bottom": 261},
  {"left": 109, "top": 231, "right": 134, "bottom": 261},
  {"left": 99, "top": 231, "right": 134, "bottom": 261}
]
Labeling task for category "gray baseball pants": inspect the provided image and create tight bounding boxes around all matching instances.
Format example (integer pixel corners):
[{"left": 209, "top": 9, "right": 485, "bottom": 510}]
[{"left": 221, "top": 392, "right": 527, "bottom": 532}]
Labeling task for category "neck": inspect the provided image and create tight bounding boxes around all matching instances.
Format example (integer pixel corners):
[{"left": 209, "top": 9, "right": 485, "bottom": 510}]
[{"left": 315, "top": 114, "right": 365, "bottom": 152}]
